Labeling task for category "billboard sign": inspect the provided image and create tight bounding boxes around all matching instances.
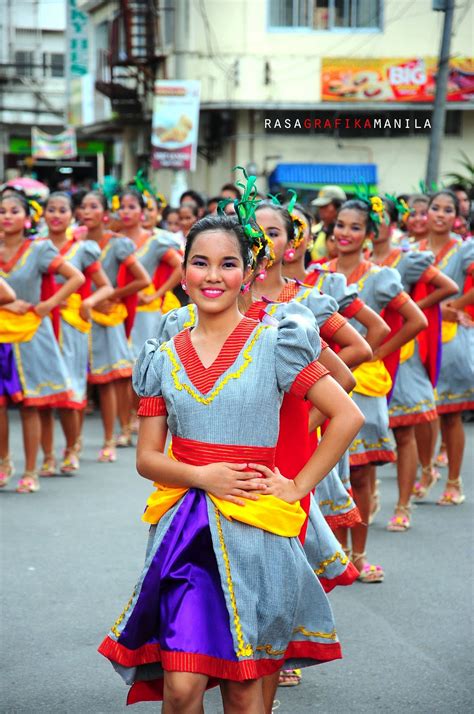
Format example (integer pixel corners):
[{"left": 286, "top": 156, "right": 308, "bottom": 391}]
[{"left": 151, "top": 80, "right": 201, "bottom": 171}]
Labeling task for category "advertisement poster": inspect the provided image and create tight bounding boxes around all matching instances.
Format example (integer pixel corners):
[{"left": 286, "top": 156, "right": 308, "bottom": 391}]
[
  {"left": 322, "top": 57, "right": 474, "bottom": 102},
  {"left": 31, "top": 127, "right": 77, "bottom": 159},
  {"left": 151, "top": 80, "right": 201, "bottom": 171}
]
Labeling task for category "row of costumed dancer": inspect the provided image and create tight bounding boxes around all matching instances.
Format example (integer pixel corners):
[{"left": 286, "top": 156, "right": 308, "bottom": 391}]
[{"left": 0, "top": 172, "right": 473, "bottom": 711}]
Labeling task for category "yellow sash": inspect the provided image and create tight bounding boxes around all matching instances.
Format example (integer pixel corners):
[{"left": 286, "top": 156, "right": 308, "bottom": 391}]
[
  {"left": 60, "top": 293, "right": 91, "bottom": 334},
  {"left": 400, "top": 339, "right": 415, "bottom": 364},
  {"left": 353, "top": 359, "right": 393, "bottom": 398},
  {"left": 142, "top": 445, "right": 306, "bottom": 537},
  {"left": 91, "top": 301, "right": 127, "bottom": 327},
  {"left": 137, "top": 284, "right": 181, "bottom": 314},
  {"left": 0, "top": 309, "right": 41, "bottom": 343},
  {"left": 441, "top": 320, "right": 458, "bottom": 344}
]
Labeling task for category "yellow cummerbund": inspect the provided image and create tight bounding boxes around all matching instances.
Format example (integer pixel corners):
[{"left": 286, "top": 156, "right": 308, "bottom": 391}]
[
  {"left": 136, "top": 284, "right": 181, "bottom": 314},
  {"left": 91, "top": 301, "right": 127, "bottom": 327},
  {"left": 60, "top": 293, "right": 91, "bottom": 334},
  {"left": 0, "top": 308, "right": 41, "bottom": 343},
  {"left": 441, "top": 320, "right": 458, "bottom": 344},
  {"left": 353, "top": 358, "right": 393, "bottom": 398},
  {"left": 141, "top": 440, "right": 306, "bottom": 537},
  {"left": 399, "top": 339, "right": 415, "bottom": 364}
]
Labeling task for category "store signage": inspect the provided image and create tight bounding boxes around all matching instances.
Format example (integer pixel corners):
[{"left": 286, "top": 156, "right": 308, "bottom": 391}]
[
  {"left": 68, "top": 0, "right": 89, "bottom": 77},
  {"left": 151, "top": 80, "right": 201, "bottom": 171},
  {"left": 31, "top": 128, "right": 77, "bottom": 159},
  {"left": 322, "top": 58, "right": 474, "bottom": 102}
]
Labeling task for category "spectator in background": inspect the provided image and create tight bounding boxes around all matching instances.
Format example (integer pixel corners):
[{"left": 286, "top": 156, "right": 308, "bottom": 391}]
[
  {"left": 178, "top": 203, "right": 199, "bottom": 243},
  {"left": 71, "top": 189, "right": 88, "bottom": 226},
  {"left": 220, "top": 183, "right": 242, "bottom": 200},
  {"left": 162, "top": 206, "right": 185, "bottom": 251},
  {"left": 179, "top": 190, "right": 205, "bottom": 218},
  {"left": 206, "top": 196, "right": 221, "bottom": 215},
  {"left": 310, "top": 185, "right": 347, "bottom": 260}
]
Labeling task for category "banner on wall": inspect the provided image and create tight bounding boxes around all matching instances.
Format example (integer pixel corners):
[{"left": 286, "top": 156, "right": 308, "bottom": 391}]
[
  {"left": 31, "top": 128, "right": 77, "bottom": 159},
  {"left": 151, "top": 80, "right": 201, "bottom": 171},
  {"left": 321, "top": 58, "right": 474, "bottom": 103}
]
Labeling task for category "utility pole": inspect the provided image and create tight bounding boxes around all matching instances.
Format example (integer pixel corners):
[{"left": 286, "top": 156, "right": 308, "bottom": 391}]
[{"left": 425, "top": 0, "right": 455, "bottom": 187}]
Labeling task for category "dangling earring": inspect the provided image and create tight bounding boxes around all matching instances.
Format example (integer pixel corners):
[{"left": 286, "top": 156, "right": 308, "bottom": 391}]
[
  {"left": 103, "top": 215, "right": 109, "bottom": 223},
  {"left": 181, "top": 282, "right": 187, "bottom": 293},
  {"left": 283, "top": 247, "right": 295, "bottom": 262},
  {"left": 141, "top": 213, "right": 146, "bottom": 221},
  {"left": 256, "top": 270, "right": 267, "bottom": 281},
  {"left": 240, "top": 282, "right": 251, "bottom": 294},
  {"left": 24, "top": 219, "right": 31, "bottom": 230}
]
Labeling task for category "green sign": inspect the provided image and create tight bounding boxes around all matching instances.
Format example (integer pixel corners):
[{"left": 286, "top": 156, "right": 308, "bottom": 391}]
[{"left": 68, "top": 0, "right": 89, "bottom": 77}]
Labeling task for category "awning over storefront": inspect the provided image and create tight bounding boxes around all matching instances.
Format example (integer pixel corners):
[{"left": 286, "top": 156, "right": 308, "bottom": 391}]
[{"left": 268, "top": 163, "right": 377, "bottom": 191}]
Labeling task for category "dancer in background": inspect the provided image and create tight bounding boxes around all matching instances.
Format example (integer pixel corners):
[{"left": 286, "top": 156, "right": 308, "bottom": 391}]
[
  {"left": 38, "top": 192, "right": 113, "bottom": 475},
  {"left": 416, "top": 190, "right": 474, "bottom": 505},
  {"left": 327, "top": 197, "right": 427, "bottom": 580},
  {"left": 370, "top": 197, "right": 457, "bottom": 529},
  {"left": 81, "top": 190, "right": 149, "bottom": 461},
  {"left": 99, "top": 213, "right": 364, "bottom": 713},
  {"left": 0, "top": 191, "right": 83, "bottom": 492}
]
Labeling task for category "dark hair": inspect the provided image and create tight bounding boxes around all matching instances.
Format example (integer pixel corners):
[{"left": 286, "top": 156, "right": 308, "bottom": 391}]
[
  {"left": 383, "top": 198, "right": 398, "bottom": 224},
  {"left": 82, "top": 190, "right": 108, "bottom": 211},
  {"left": 180, "top": 190, "right": 204, "bottom": 208},
  {"left": 408, "top": 193, "right": 429, "bottom": 208},
  {"left": 162, "top": 205, "right": 179, "bottom": 220},
  {"left": 0, "top": 189, "right": 30, "bottom": 215},
  {"left": 71, "top": 189, "right": 88, "bottom": 210},
  {"left": 428, "top": 190, "right": 460, "bottom": 216},
  {"left": 207, "top": 195, "right": 221, "bottom": 207},
  {"left": 45, "top": 191, "right": 73, "bottom": 210},
  {"left": 338, "top": 199, "right": 377, "bottom": 236},
  {"left": 183, "top": 214, "right": 250, "bottom": 267},
  {"left": 446, "top": 183, "right": 468, "bottom": 195},
  {"left": 180, "top": 202, "right": 200, "bottom": 217},
  {"left": 220, "top": 183, "right": 242, "bottom": 200},
  {"left": 255, "top": 201, "right": 295, "bottom": 243},
  {"left": 120, "top": 187, "right": 145, "bottom": 209},
  {"left": 286, "top": 201, "right": 312, "bottom": 229},
  {"left": 325, "top": 222, "right": 335, "bottom": 237}
]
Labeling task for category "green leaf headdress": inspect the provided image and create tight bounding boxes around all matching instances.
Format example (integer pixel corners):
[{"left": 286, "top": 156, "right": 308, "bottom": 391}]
[
  {"left": 353, "top": 182, "right": 388, "bottom": 236},
  {"left": 218, "top": 166, "right": 274, "bottom": 267},
  {"left": 95, "top": 175, "right": 121, "bottom": 212},
  {"left": 385, "top": 193, "right": 411, "bottom": 225},
  {"left": 268, "top": 189, "right": 306, "bottom": 249}
]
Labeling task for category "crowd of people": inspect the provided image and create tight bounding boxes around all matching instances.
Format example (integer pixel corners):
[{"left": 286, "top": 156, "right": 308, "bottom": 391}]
[{"left": 0, "top": 169, "right": 473, "bottom": 712}]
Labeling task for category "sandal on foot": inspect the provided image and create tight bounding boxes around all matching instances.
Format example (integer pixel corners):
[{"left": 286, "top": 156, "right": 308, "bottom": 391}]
[
  {"left": 98, "top": 441, "right": 116, "bottom": 463},
  {"left": 387, "top": 505, "right": 411, "bottom": 532},
  {"left": 74, "top": 435, "right": 83, "bottom": 457},
  {"left": 0, "top": 456, "right": 15, "bottom": 488},
  {"left": 278, "top": 669, "right": 302, "bottom": 687},
  {"left": 368, "top": 479, "right": 381, "bottom": 525},
  {"left": 413, "top": 464, "right": 438, "bottom": 500},
  {"left": 116, "top": 429, "right": 133, "bottom": 448},
  {"left": 435, "top": 449, "right": 448, "bottom": 468},
  {"left": 16, "top": 470, "right": 40, "bottom": 493},
  {"left": 352, "top": 552, "right": 384, "bottom": 583},
  {"left": 39, "top": 454, "right": 57, "bottom": 477},
  {"left": 437, "top": 478, "right": 465, "bottom": 506},
  {"left": 60, "top": 449, "right": 79, "bottom": 474}
]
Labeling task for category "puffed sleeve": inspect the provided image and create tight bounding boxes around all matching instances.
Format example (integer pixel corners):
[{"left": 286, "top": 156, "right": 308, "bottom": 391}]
[
  {"left": 275, "top": 304, "right": 329, "bottom": 399},
  {"left": 115, "top": 236, "right": 137, "bottom": 266},
  {"left": 460, "top": 238, "right": 474, "bottom": 275},
  {"left": 320, "top": 271, "right": 364, "bottom": 317},
  {"left": 399, "top": 251, "right": 434, "bottom": 289},
  {"left": 375, "top": 267, "right": 410, "bottom": 310},
  {"left": 156, "top": 228, "right": 182, "bottom": 253},
  {"left": 297, "top": 285, "right": 339, "bottom": 327},
  {"left": 133, "top": 339, "right": 167, "bottom": 416},
  {"left": 156, "top": 304, "right": 197, "bottom": 343},
  {"left": 80, "top": 239, "right": 101, "bottom": 275},
  {"left": 35, "top": 238, "right": 63, "bottom": 274}
]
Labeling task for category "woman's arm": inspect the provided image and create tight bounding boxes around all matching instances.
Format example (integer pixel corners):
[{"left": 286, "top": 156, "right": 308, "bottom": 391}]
[
  {"left": 0, "top": 278, "right": 16, "bottom": 305},
  {"left": 353, "top": 304, "right": 390, "bottom": 351},
  {"left": 34, "top": 262, "right": 84, "bottom": 318},
  {"left": 250, "top": 375, "right": 364, "bottom": 501},
  {"left": 153, "top": 249, "right": 183, "bottom": 298},
  {"left": 318, "top": 346, "right": 356, "bottom": 393},
  {"left": 329, "top": 321, "right": 373, "bottom": 369},
  {"left": 111, "top": 260, "right": 150, "bottom": 300},
  {"left": 374, "top": 299, "right": 427, "bottom": 360},
  {"left": 80, "top": 266, "right": 114, "bottom": 320},
  {"left": 416, "top": 270, "right": 458, "bottom": 310},
  {"left": 136, "top": 415, "right": 268, "bottom": 506},
  {"left": 445, "top": 286, "right": 474, "bottom": 313}
]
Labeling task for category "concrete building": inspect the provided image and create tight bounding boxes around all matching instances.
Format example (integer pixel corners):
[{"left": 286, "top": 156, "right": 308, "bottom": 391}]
[{"left": 77, "top": 0, "right": 473, "bottom": 198}]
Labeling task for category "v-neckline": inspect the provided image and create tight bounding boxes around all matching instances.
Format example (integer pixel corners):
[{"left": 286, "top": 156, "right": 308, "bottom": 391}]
[
  {"left": 327, "top": 258, "right": 373, "bottom": 285},
  {"left": 418, "top": 237, "right": 458, "bottom": 265},
  {"left": 0, "top": 239, "right": 31, "bottom": 273},
  {"left": 173, "top": 316, "right": 259, "bottom": 395}
]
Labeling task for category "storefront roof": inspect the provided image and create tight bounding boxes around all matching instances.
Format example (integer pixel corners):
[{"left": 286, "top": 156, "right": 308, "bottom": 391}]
[{"left": 268, "top": 162, "right": 377, "bottom": 191}]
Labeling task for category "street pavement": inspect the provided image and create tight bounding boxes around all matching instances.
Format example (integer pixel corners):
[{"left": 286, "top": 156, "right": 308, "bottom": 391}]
[{"left": 1, "top": 411, "right": 473, "bottom": 714}]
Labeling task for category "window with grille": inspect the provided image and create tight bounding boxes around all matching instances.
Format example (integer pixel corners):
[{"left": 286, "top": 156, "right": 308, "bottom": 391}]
[
  {"left": 269, "top": 0, "right": 382, "bottom": 30},
  {"left": 43, "top": 53, "right": 65, "bottom": 77},
  {"left": 15, "top": 51, "right": 34, "bottom": 77}
]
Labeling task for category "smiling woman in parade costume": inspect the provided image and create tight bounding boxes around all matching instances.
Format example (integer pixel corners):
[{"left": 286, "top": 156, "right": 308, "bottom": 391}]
[
  {"left": 81, "top": 190, "right": 149, "bottom": 462},
  {"left": 325, "top": 193, "right": 427, "bottom": 581},
  {"left": 98, "top": 210, "right": 364, "bottom": 713},
  {"left": 415, "top": 190, "right": 474, "bottom": 506},
  {"left": 37, "top": 192, "right": 114, "bottom": 476},
  {"left": 370, "top": 196, "right": 458, "bottom": 530},
  {"left": 0, "top": 191, "right": 84, "bottom": 493}
]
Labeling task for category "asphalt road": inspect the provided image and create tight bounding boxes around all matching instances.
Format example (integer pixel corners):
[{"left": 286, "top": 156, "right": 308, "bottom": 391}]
[{"left": 1, "top": 412, "right": 473, "bottom": 714}]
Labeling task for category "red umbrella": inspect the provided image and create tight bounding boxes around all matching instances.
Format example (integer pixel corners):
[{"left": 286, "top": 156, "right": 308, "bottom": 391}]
[{"left": 4, "top": 177, "right": 49, "bottom": 199}]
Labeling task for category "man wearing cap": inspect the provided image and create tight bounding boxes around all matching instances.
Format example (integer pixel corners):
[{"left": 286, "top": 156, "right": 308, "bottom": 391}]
[{"left": 310, "top": 185, "right": 347, "bottom": 261}]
